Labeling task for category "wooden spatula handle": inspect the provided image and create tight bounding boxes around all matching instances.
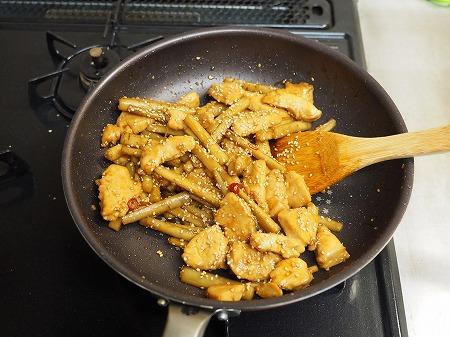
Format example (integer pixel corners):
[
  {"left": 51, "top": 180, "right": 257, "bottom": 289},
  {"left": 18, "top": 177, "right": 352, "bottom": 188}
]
[{"left": 350, "top": 124, "right": 450, "bottom": 166}]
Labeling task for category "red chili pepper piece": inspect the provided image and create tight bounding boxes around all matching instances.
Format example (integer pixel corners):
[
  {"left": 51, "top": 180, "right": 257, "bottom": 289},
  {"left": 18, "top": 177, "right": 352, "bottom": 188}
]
[
  {"left": 228, "top": 183, "right": 241, "bottom": 194},
  {"left": 127, "top": 198, "right": 139, "bottom": 210}
]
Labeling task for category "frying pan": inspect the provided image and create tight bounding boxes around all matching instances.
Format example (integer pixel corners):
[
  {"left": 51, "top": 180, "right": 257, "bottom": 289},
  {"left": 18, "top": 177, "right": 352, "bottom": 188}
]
[{"left": 62, "top": 27, "right": 413, "bottom": 336}]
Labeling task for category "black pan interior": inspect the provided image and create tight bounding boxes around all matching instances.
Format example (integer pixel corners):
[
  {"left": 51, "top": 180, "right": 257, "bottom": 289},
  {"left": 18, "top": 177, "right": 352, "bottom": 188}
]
[{"left": 62, "top": 27, "right": 413, "bottom": 311}]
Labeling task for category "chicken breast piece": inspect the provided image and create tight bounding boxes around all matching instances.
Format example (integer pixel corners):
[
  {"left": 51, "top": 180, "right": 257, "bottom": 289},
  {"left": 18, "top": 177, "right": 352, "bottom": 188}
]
[
  {"left": 250, "top": 232, "right": 305, "bottom": 258},
  {"left": 208, "top": 80, "right": 245, "bottom": 105},
  {"left": 214, "top": 192, "right": 257, "bottom": 241},
  {"left": 315, "top": 224, "right": 350, "bottom": 271},
  {"left": 262, "top": 86, "right": 322, "bottom": 122},
  {"left": 269, "top": 258, "right": 314, "bottom": 291},
  {"left": 104, "top": 144, "right": 123, "bottom": 161},
  {"left": 232, "top": 95, "right": 292, "bottom": 136},
  {"left": 285, "top": 171, "right": 311, "bottom": 208},
  {"left": 195, "top": 101, "right": 227, "bottom": 130},
  {"left": 255, "top": 282, "right": 283, "bottom": 298},
  {"left": 228, "top": 155, "right": 253, "bottom": 177},
  {"left": 140, "top": 135, "right": 196, "bottom": 173},
  {"left": 177, "top": 92, "right": 200, "bottom": 109},
  {"left": 98, "top": 164, "right": 143, "bottom": 221},
  {"left": 101, "top": 124, "right": 122, "bottom": 147},
  {"left": 166, "top": 105, "right": 194, "bottom": 130},
  {"left": 227, "top": 241, "right": 281, "bottom": 282},
  {"left": 182, "top": 225, "right": 228, "bottom": 270},
  {"left": 207, "top": 284, "right": 245, "bottom": 301},
  {"left": 242, "top": 160, "right": 269, "bottom": 212},
  {"left": 284, "top": 82, "right": 314, "bottom": 103},
  {"left": 277, "top": 205, "right": 319, "bottom": 248},
  {"left": 116, "top": 111, "right": 153, "bottom": 134},
  {"left": 266, "top": 169, "right": 289, "bottom": 218}
]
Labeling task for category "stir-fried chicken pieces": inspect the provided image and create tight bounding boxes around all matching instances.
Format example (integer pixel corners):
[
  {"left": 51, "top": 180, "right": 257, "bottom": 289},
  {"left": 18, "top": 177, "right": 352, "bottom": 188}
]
[
  {"left": 101, "top": 124, "right": 122, "bottom": 147},
  {"left": 262, "top": 84, "right": 322, "bottom": 122},
  {"left": 116, "top": 111, "right": 153, "bottom": 134},
  {"left": 214, "top": 192, "right": 257, "bottom": 241},
  {"left": 255, "top": 282, "right": 283, "bottom": 298},
  {"left": 269, "top": 258, "right": 314, "bottom": 290},
  {"left": 140, "top": 135, "right": 196, "bottom": 173},
  {"left": 278, "top": 205, "right": 319, "bottom": 249},
  {"left": 227, "top": 241, "right": 281, "bottom": 282},
  {"left": 266, "top": 169, "right": 289, "bottom": 218},
  {"left": 250, "top": 232, "right": 305, "bottom": 258},
  {"left": 285, "top": 171, "right": 311, "bottom": 208},
  {"left": 208, "top": 80, "right": 245, "bottom": 105},
  {"left": 207, "top": 284, "right": 245, "bottom": 301},
  {"left": 177, "top": 92, "right": 200, "bottom": 109},
  {"left": 97, "top": 164, "right": 143, "bottom": 221},
  {"left": 97, "top": 78, "right": 351, "bottom": 302},
  {"left": 315, "top": 225, "right": 350, "bottom": 270},
  {"left": 195, "top": 101, "right": 227, "bottom": 130},
  {"left": 182, "top": 225, "right": 228, "bottom": 270},
  {"left": 242, "top": 160, "right": 269, "bottom": 212}
]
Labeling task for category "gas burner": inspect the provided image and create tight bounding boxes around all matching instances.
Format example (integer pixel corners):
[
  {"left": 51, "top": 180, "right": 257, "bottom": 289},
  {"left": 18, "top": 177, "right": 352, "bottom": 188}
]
[
  {"left": 28, "top": 32, "right": 163, "bottom": 119},
  {"left": 27, "top": 0, "right": 163, "bottom": 119},
  {"left": 79, "top": 47, "right": 121, "bottom": 90}
]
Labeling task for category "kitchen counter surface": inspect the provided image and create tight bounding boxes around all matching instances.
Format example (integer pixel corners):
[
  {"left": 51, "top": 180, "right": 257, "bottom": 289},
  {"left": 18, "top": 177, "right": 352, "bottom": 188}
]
[{"left": 358, "top": 0, "right": 450, "bottom": 336}]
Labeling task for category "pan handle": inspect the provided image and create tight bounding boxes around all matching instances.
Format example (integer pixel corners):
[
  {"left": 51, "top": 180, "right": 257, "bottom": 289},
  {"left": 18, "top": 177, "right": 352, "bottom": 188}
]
[
  {"left": 161, "top": 302, "right": 240, "bottom": 337},
  {"left": 162, "top": 303, "right": 213, "bottom": 337}
]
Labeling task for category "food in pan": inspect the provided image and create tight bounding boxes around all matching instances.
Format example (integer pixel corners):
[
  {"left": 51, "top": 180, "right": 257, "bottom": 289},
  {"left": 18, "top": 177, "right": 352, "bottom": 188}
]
[{"left": 96, "top": 78, "right": 349, "bottom": 301}]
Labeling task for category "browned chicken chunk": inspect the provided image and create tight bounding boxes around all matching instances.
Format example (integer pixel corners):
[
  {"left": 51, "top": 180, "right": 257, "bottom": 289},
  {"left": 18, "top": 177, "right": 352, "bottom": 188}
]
[
  {"left": 104, "top": 144, "right": 123, "bottom": 161},
  {"left": 228, "top": 155, "right": 253, "bottom": 177},
  {"left": 207, "top": 284, "right": 245, "bottom": 301},
  {"left": 266, "top": 169, "right": 289, "bottom": 218},
  {"left": 315, "top": 224, "right": 350, "bottom": 270},
  {"left": 277, "top": 204, "right": 319, "bottom": 249},
  {"left": 97, "top": 164, "right": 143, "bottom": 221},
  {"left": 232, "top": 94, "right": 292, "bottom": 136},
  {"left": 255, "top": 282, "right": 283, "bottom": 298},
  {"left": 262, "top": 84, "right": 322, "bottom": 122},
  {"left": 208, "top": 80, "right": 245, "bottom": 105},
  {"left": 269, "top": 258, "right": 314, "bottom": 290},
  {"left": 177, "top": 92, "right": 200, "bottom": 108},
  {"left": 284, "top": 82, "right": 314, "bottom": 103},
  {"left": 101, "top": 124, "right": 122, "bottom": 147},
  {"left": 166, "top": 105, "right": 194, "bottom": 130},
  {"left": 182, "top": 225, "right": 228, "bottom": 270},
  {"left": 140, "top": 135, "right": 196, "bottom": 173},
  {"left": 242, "top": 160, "right": 269, "bottom": 212},
  {"left": 214, "top": 192, "right": 257, "bottom": 241},
  {"left": 116, "top": 111, "right": 153, "bottom": 134},
  {"left": 250, "top": 232, "right": 305, "bottom": 258},
  {"left": 195, "top": 101, "right": 227, "bottom": 130},
  {"left": 232, "top": 109, "right": 288, "bottom": 137},
  {"left": 227, "top": 241, "right": 281, "bottom": 282},
  {"left": 285, "top": 171, "right": 311, "bottom": 208}
]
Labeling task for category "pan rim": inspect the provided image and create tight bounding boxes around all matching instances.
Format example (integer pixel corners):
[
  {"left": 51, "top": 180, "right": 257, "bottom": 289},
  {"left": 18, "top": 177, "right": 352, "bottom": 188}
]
[{"left": 61, "top": 26, "right": 414, "bottom": 311}]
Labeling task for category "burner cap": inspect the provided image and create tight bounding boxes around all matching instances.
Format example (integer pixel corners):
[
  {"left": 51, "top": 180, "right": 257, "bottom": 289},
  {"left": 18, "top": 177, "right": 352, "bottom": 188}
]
[{"left": 79, "top": 47, "right": 121, "bottom": 90}]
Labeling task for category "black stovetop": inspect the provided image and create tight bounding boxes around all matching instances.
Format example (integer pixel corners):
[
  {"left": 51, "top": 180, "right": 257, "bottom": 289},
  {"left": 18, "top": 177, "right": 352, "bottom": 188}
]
[{"left": 0, "top": 1, "right": 407, "bottom": 336}]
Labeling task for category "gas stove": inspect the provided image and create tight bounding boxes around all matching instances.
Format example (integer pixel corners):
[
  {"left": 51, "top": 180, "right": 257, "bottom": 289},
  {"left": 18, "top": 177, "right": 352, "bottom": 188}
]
[{"left": 0, "top": 1, "right": 407, "bottom": 336}]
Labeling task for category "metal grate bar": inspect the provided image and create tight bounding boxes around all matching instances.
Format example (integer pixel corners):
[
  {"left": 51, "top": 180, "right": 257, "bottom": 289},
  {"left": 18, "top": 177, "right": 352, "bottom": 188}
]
[{"left": 0, "top": 0, "right": 332, "bottom": 28}]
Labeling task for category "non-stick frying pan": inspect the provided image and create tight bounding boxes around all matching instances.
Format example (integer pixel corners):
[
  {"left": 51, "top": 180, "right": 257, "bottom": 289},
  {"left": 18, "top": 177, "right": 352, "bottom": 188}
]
[{"left": 62, "top": 27, "right": 413, "bottom": 336}]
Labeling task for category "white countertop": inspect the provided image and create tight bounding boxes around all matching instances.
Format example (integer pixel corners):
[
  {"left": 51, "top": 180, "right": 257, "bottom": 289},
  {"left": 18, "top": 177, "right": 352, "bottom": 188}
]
[{"left": 358, "top": 0, "right": 450, "bottom": 336}]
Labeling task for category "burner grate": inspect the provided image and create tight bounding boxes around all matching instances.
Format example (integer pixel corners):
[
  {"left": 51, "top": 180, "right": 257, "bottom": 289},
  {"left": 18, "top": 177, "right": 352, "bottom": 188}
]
[
  {"left": 0, "top": 0, "right": 331, "bottom": 28},
  {"left": 28, "top": 31, "right": 163, "bottom": 119}
]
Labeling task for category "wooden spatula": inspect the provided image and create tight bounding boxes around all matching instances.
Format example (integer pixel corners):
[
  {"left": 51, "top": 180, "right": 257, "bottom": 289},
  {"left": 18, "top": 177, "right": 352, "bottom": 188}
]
[{"left": 272, "top": 125, "right": 450, "bottom": 194}]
